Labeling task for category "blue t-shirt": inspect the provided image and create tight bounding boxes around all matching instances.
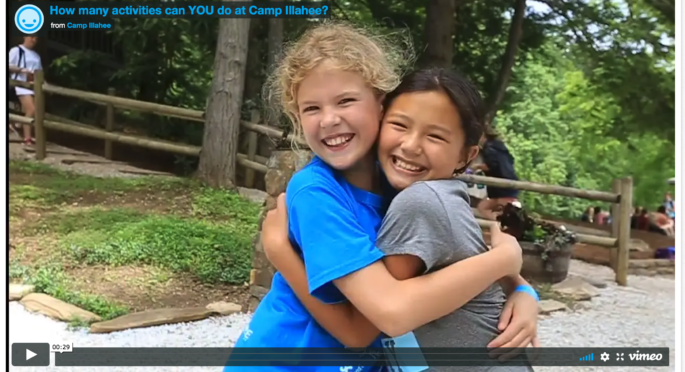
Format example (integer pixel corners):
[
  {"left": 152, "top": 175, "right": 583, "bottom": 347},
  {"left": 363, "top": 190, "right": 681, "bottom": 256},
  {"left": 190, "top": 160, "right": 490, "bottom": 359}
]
[{"left": 225, "top": 157, "right": 386, "bottom": 372}]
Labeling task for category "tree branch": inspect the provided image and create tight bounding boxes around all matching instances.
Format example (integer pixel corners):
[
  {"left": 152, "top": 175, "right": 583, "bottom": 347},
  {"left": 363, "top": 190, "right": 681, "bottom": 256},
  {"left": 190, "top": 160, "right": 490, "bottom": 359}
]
[{"left": 484, "top": 0, "right": 526, "bottom": 126}]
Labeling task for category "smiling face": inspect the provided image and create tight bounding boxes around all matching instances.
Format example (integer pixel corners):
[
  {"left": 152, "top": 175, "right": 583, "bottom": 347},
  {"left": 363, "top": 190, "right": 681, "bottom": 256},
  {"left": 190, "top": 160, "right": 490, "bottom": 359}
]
[
  {"left": 378, "top": 90, "right": 479, "bottom": 191},
  {"left": 18, "top": 8, "right": 41, "bottom": 32},
  {"left": 296, "top": 60, "right": 383, "bottom": 170}
]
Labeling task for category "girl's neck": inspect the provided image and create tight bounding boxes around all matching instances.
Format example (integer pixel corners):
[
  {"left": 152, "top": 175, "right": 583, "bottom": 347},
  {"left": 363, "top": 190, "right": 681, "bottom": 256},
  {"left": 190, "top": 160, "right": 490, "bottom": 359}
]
[{"left": 341, "top": 154, "right": 380, "bottom": 194}]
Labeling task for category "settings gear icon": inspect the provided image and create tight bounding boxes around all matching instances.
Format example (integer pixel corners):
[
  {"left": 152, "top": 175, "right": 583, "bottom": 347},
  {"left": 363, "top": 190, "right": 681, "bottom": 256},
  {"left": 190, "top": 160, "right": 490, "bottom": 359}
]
[{"left": 600, "top": 352, "right": 610, "bottom": 362}]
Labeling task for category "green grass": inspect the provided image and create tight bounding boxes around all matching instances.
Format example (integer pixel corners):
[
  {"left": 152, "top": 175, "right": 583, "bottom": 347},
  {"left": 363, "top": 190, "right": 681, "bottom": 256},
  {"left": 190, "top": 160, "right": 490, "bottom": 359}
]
[
  {"left": 9, "top": 160, "right": 193, "bottom": 207},
  {"left": 10, "top": 160, "right": 63, "bottom": 176},
  {"left": 56, "top": 210, "right": 256, "bottom": 284},
  {"left": 533, "top": 282, "right": 575, "bottom": 306},
  {"left": 11, "top": 159, "right": 262, "bottom": 312},
  {"left": 192, "top": 187, "right": 262, "bottom": 227},
  {"left": 10, "top": 260, "right": 128, "bottom": 321},
  {"left": 9, "top": 184, "right": 65, "bottom": 211},
  {"left": 24, "top": 186, "right": 261, "bottom": 285}
]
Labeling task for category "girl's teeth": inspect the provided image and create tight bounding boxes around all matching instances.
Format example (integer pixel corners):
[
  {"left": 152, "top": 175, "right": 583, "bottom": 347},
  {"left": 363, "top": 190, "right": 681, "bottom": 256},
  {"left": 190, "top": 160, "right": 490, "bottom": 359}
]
[
  {"left": 325, "top": 135, "right": 351, "bottom": 146},
  {"left": 396, "top": 159, "right": 422, "bottom": 171}
]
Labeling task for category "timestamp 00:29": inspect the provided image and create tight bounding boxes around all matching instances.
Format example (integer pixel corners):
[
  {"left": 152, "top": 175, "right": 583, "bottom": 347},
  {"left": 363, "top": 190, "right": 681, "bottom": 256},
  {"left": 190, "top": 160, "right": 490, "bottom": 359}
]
[{"left": 50, "top": 343, "right": 73, "bottom": 353}]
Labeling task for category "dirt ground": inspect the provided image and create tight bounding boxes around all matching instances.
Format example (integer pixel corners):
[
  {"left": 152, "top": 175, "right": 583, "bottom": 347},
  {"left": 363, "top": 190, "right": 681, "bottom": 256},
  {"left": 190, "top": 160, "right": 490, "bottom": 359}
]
[{"left": 9, "top": 142, "right": 256, "bottom": 315}]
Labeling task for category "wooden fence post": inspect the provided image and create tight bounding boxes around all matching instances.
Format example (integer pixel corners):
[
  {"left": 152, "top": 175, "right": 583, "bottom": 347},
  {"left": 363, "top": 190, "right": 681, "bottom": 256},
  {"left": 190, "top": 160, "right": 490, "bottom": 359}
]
[
  {"left": 610, "top": 178, "right": 621, "bottom": 271},
  {"left": 104, "top": 87, "right": 115, "bottom": 159},
  {"left": 33, "top": 70, "right": 46, "bottom": 160},
  {"left": 244, "top": 110, "right": 260, "bottom": 188},
  {"left": 615, "top": 176, "right": 633, "bottom": 286}
]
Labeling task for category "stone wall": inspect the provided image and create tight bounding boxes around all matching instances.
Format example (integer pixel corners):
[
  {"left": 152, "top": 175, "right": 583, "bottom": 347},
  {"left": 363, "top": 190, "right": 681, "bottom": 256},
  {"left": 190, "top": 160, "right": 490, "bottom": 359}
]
[{"left": 249, "top": 150, "right": 312, "bottom": 311}]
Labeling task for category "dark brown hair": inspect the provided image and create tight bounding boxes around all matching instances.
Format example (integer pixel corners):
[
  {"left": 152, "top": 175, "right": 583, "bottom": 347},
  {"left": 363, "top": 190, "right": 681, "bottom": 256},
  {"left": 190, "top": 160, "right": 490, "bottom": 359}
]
[{"left": 383, "top": 67, "right": 485, "bottom": 174}]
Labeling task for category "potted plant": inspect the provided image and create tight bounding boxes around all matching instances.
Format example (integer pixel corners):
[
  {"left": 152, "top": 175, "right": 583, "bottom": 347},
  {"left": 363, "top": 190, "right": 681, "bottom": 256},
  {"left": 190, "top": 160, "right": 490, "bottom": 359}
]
[{"left": 497, "top": 203, "right": 578, "bottom": 283}]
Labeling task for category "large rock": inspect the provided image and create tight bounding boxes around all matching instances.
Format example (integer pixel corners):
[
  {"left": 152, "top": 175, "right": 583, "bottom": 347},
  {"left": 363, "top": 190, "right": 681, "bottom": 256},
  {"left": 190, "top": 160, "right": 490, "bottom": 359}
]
[
  {"left": 538, "top": 300, "right": 569, "bottom": 315},
  {"left": 629, "top": 239, "right": 651, "bottom": 252},
  {"left": 20, "top": 293, "right": 101, "bottom": 323},
  {"left": 250, "top": 150, "right": 313, "bottom": 304},
  {"left": 9, "top": 284, "right": 35, "bottom": 301},
  {"left": 551, "top": 277, "right": 600, "bottom": 301},
  {"left": 238, "top": 187, "right": 268, "bottom": 204},
  {"left": 90, "top": 307, "right": 215, "bottom": 334},
  {"left": 572, "top": 275, "right": 608, "bottom": 289},
  {"left": 206, "top": 301, "right": 242, "bottom": 315}
]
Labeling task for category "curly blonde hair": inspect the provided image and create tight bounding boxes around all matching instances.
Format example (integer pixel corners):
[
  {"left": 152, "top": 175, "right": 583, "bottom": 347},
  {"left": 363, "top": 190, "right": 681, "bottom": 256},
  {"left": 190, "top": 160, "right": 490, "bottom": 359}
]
[{"left": 265, "top": 21, "right": 413, "bottom": 142}]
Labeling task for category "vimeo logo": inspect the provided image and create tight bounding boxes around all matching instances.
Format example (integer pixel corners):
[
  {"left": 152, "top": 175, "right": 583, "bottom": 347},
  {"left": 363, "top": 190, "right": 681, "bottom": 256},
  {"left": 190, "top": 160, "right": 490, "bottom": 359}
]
[{"left": 15, "top": 4, "right": 44, "bottom": 34}]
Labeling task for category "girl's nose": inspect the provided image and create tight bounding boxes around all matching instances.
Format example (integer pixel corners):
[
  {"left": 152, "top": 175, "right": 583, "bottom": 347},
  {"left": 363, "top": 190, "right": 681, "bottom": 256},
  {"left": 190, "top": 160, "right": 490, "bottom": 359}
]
[
  {"left": 320, "top": 109, "right": 342, "bottom": 129},
  {"left": 400, "top": 135, "right": 422, "bottom": 156}
]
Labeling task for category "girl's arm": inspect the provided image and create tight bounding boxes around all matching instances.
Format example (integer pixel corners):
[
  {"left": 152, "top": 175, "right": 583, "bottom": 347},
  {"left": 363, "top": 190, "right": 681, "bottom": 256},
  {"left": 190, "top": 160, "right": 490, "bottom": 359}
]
[
  {"left": 272, "top": 243, "right": 535, "bottom": 349},
  {"left": 499, "top": 275, "right": 531, "bottom": 295},
  {"left": 264, "top": 190, "right": 520, "bottom": 339},
  {"left": 332, "top": 226, "right": 519, "bottom": 338},
  {"left": 262, "top": 194, "right": 423, "bottom": 347},
  {"left": 268, "top": 237, "right": 423, "bottom": 347}
]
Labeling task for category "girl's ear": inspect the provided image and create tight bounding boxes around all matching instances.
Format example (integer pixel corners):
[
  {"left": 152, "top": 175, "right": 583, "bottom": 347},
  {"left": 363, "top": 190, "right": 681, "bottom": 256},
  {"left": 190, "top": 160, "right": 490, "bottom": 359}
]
[
  {"left": 466, "top": 145, "right": 480, "bottom": 164},
  {"left": 453, "top": 146, "right": 480, "bottom": 176}
]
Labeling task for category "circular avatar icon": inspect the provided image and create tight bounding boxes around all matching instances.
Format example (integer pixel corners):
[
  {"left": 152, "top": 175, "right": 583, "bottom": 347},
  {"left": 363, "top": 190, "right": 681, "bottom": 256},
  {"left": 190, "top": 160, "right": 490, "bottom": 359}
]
[{"left": 15, "top": 5, "right": 44, "bottom": 34}]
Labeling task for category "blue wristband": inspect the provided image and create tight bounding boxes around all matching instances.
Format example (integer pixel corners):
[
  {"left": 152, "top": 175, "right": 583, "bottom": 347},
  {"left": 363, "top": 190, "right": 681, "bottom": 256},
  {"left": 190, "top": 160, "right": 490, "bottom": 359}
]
[{"left": 514, "top": 284, "right": 539, "bottom": 302}]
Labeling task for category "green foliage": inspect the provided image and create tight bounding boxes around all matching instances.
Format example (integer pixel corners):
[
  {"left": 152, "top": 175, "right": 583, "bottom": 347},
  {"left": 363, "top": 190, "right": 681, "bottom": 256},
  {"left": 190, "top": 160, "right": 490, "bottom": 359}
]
[
  {"left": 542, "top": 0, "right": 675, "bottom": 139},
  {"left": 12, "top": 161, "right": 261, "bottom": 285},
  {"left": 9, "top": 160, "right": 191, "bottom": 200},
  {"left": 13, "top": 261, "right": 129, "bottom": 321},
  {"left": 192, "top": 187, "right": 262, "bottom": 228},
  {"left": 41, "top": 0, "right": 673, "bottom": 220},
  {"left": 57, "top": 210, "right": 256, "bottom": 284},
  {"left": 496, "top": 46, "right": 674, "bottom": 218}
]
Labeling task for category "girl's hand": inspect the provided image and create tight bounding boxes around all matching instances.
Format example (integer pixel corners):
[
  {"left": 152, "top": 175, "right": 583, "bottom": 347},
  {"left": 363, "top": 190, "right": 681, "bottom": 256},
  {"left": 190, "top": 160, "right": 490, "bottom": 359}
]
[
  {"left": 489, "top": 223, "right": 522, "bottom": 276},
  {"left": 487, "top": 290, "right": 541, "bottom": 360},
  {"left": 261, "top": 193, "right": 297, "bottom": 269}
]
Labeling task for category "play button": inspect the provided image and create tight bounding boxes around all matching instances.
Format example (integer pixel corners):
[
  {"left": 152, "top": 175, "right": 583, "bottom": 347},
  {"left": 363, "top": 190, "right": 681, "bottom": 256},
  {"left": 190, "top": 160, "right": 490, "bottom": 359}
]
[
  {"left": 12, "top": 343, "right": 49, "bottom": 366},
  {"left": 26, "top": 348, "right": 37, "bottom": 360}
]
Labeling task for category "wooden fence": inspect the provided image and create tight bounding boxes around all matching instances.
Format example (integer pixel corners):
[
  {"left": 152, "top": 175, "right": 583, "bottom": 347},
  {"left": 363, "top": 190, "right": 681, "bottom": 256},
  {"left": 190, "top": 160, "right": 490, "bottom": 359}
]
[
  {"left": 9, "top": 70, "right": 306, "bottom": 187},
  {"left": 457, "top": 173, "right": 633, "bottom": 286},
  {"left": 10, "top": 71, "right": 634, "bottom": 286}
]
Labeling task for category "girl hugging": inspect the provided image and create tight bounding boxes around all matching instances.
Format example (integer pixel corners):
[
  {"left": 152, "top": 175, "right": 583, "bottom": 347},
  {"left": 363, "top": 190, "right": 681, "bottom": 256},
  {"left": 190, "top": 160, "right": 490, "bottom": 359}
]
[{"left": 227, "top": 22, "right": 539, "bottom": 372}]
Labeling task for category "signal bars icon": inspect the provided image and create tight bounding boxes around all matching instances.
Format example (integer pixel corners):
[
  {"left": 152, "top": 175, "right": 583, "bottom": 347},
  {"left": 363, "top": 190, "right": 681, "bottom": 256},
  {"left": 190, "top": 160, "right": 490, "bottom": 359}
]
[{"left": 579, "top": 353, "right": 594, "bottom": 361}]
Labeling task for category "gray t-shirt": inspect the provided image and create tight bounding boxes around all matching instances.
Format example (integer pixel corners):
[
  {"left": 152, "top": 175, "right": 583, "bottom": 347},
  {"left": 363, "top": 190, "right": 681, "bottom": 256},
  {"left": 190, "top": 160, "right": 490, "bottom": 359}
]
[{"left": 376, "top": 179, "right": 533, "bottom": 372}]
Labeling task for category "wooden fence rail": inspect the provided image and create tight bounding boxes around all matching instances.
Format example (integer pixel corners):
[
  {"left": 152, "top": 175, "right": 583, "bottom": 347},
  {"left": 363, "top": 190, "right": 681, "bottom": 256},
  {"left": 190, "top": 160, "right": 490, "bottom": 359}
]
[
  {"left": 457, "top": 174, "right": 632, "bottom": 286},
  {"left": 9, "top": 72, "right": 293, "bottom": 186},
  {"left": 10, "top": 72, "right": 633, "bottom": 286}
]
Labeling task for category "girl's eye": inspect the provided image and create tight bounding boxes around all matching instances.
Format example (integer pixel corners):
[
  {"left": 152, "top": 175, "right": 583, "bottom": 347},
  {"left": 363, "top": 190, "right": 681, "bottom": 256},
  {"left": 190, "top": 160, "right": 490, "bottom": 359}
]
[
  {"left": 302, "top": 106, "right": 318, "bottom": 113},
  {"left": 428, "top": 134, "right": 446, "bottom": 142},
  {"left": 389, "top": 122, "right": 406, "bottom": 129},
  {"left": 339, "top": 98, "right": 355, "bottom": 105}
]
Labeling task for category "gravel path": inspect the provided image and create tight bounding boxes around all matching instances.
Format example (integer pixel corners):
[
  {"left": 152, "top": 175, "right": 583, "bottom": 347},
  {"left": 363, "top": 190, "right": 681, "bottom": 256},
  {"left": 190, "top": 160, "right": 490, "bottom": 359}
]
[
  {"left": 535, "top": 260, "right": 676, "bottom": 372},
  {"left": 10, "top": 260, "right": 676, "bottom": 372}
]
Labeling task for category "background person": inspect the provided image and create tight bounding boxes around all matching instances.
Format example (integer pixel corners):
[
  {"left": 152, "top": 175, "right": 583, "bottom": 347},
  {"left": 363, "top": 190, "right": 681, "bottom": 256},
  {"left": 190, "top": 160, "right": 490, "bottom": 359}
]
[
  {"left": 581, "top": 206, "right": 594, "bottom": 223},
  {"left": 9, "top": 36, "right": 42, "bottom": 146},
  {"left": 593, "top": 206, "right": 609, "bottom": 225},
  {"left": 663, "top": 192, "right": 675, "bottom": 220},
  {"left": 474, "top": 129, "right": 520, "bottom": 220},
  {"left": 652, "top": 206, "right": 674, "bottom": 236}
]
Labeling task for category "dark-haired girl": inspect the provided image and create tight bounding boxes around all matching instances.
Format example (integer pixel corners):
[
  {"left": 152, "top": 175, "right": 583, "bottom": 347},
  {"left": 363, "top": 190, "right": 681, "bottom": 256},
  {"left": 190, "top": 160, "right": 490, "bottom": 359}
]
[{"left": 261, "top": 68, "right": 539, "bottom": 371}]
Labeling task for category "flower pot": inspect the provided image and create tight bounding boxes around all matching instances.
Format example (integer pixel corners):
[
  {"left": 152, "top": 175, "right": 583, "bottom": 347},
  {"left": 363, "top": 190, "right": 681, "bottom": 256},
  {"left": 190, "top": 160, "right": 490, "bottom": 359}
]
[{"left": 520, "top": 241, "right": 572, "bottom": 284}]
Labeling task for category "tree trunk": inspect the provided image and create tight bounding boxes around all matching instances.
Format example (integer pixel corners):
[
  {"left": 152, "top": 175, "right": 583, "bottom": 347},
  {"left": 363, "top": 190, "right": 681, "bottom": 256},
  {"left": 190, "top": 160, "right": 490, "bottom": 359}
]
[
  {"left": 244, "top": 18, "right": 267, "bottom": 103},
  {"left": 421, "top": 0, "right": 456, "bottom": 68},
  {"left": 197, "top": 14, "right": 250, "bottom": 189},
  {"left": 267, "top": 1, "right": 284, "bottom": 73},
  {"left": 484, "top": 0, "right": 526, "bottom": 127}
]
